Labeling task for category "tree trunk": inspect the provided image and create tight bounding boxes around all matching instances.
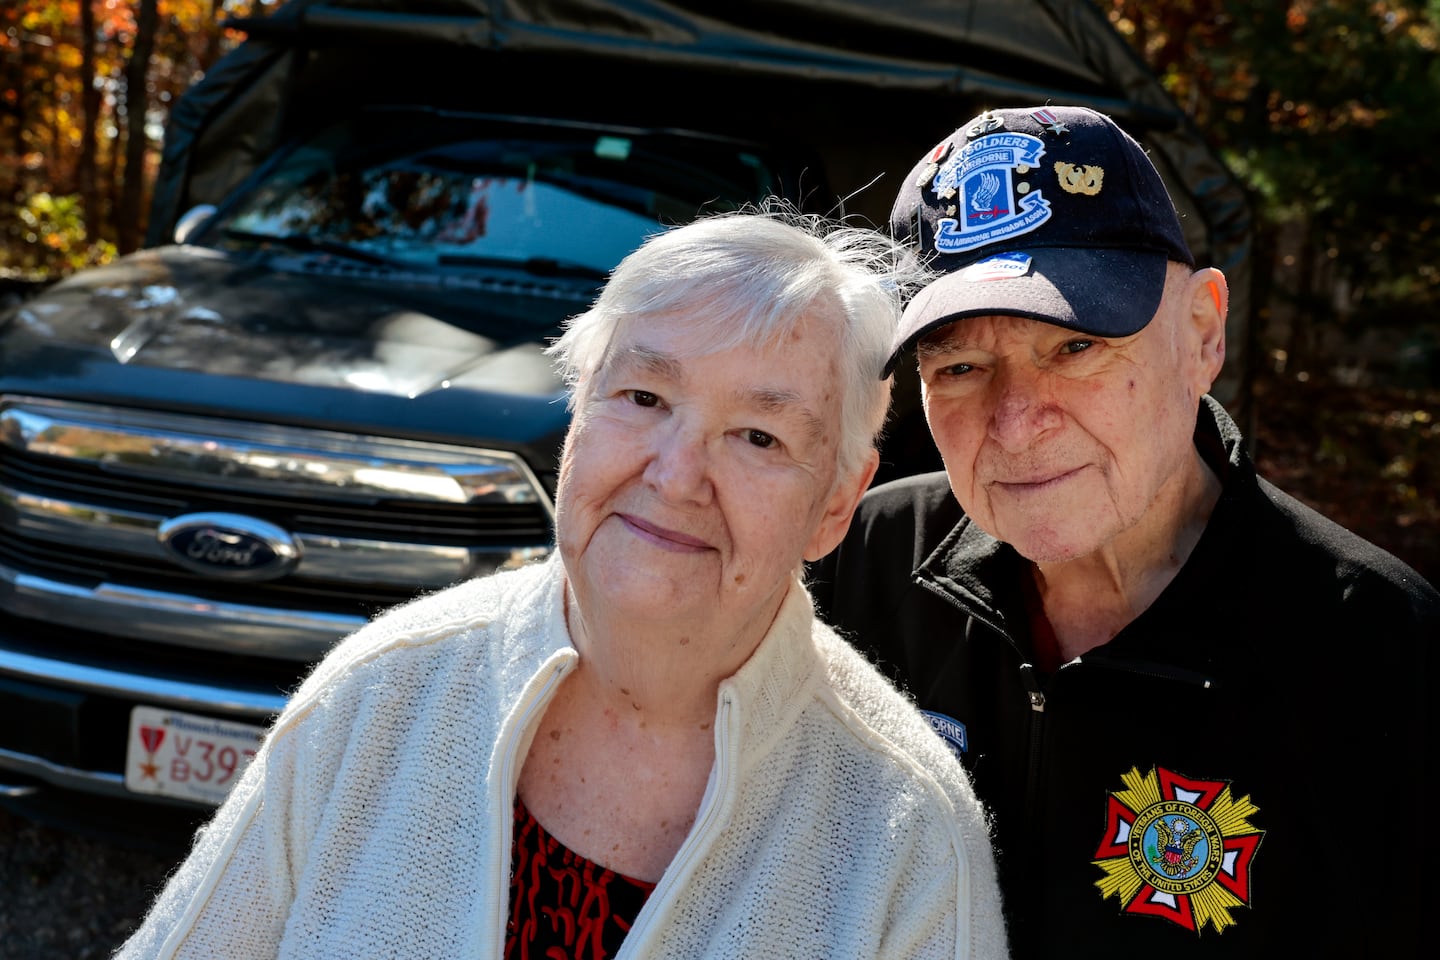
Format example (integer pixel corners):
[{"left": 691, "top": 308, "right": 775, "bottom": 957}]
[
  {"left": 5, "top": 10, "right": 27, "bottom": 185},
  {"left": 202, "top": 0, "right": 226, "bottom": 70},
  {"left": 78, "top": 0, "right": 100, "bottom": 244},
  {"left": 1285, "top": 224, "right": 1316, "bottom": 378},
  {"left": 116, "top": 0, "right": 160, "bottom": 254}
]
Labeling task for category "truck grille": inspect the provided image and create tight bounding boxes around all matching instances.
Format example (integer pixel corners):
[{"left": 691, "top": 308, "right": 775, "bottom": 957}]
[{"left": 0, "top": 395, "right": 554, "bottom": 662}]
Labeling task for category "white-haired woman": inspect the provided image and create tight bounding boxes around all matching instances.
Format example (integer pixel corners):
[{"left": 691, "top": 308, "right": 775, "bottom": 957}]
[{"left": 116, "top": 209, "right": 1008, "bottom": 960}]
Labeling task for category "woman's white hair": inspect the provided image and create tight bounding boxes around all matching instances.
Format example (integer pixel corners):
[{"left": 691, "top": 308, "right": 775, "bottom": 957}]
[{"left": 546, "top": 203, "right": 928, "bottom": 480}]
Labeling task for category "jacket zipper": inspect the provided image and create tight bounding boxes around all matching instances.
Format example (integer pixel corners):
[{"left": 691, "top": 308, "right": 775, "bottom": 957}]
[
  {"left": 1080, "top": 656, "right": 1217, "bottom": 689},
  {"left": 1017, "top": 657, "right": 1215, "bottom": 837},
  {"left": 1017, "top": 662, "right": 1046, "bottom": 831},
  {"left": 615, "top": 691, "right": 735, "bottom": 957}
]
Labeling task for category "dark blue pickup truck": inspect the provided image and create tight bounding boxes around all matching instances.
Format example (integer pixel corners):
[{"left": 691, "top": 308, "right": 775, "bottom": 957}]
[{"left": 0, "top": 0, "right": 1249, "bottom": 847}]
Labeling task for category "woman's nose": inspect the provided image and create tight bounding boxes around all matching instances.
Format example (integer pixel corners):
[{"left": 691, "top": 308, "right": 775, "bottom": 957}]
[{"left": 643, "top": 424, "right": 714, "bottom": 505}]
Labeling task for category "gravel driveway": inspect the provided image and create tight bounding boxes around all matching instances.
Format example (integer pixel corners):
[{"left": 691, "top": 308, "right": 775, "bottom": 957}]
[{"left": 0, "top": 808, "right": 178, "bottom": 959}]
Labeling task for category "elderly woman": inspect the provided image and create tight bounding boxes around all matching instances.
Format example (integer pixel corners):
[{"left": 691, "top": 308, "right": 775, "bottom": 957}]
[{"left": 116, "top": 210, "right": 1007, "bottom": 959}]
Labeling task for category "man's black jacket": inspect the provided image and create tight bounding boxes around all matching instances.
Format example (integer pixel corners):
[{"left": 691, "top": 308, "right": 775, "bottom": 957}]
[{"left": 810, "top": 398, "right": 1435, "bottom": 957}]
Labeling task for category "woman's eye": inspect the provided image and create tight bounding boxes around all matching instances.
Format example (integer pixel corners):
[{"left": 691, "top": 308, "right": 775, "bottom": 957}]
[
  {"left": 1059, "top": 339, "right": 1094, "bottom": 355},
  {"left": 744, "top": 429, "right": 777, "bottom": 449},
  {"left": 628, "top": 390, "right": 660, "bottom": 407}
]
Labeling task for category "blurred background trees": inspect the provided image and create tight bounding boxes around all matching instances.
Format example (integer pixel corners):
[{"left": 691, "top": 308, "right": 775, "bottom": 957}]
[
  {"left": 1109, "top": 0, "right": 1440, "bottom": 386},
  {"left": 3, "top": 0, "right": 1438, "bottom": 577},
  {"left": 1, "top": 0, "right": 264, "bottom": 274}
]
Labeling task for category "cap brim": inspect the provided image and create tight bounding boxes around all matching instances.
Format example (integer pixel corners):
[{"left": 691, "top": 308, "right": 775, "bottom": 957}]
[{"left": 883, "top": 247, "right": 1171, "bottom": 376}]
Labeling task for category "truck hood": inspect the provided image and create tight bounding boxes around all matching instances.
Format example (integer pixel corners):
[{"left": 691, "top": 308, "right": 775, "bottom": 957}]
[
  {"left": 0, "top": 245, "right": 576, "bottom": 461},
  {"left": 5, "top": 245, "right": 577, "bottom": 401}
]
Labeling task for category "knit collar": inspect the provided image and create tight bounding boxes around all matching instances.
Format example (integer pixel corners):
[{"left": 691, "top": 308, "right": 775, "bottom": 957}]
[
  {"left": 717, "top": 578, "right": 821, "bottom": 746},
  {"left": 520, "top": 556, "right": 821, "bottom": 743}
]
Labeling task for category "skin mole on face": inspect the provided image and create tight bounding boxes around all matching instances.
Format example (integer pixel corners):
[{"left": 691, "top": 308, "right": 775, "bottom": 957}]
[{"left": 734, "top": 573, "right": 746, "bottom": 584}]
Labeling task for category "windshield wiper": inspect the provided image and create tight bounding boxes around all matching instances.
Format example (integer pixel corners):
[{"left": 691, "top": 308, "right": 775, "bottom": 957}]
[{"left": 222, "top": 229, "right": 399, "bottom": 267}]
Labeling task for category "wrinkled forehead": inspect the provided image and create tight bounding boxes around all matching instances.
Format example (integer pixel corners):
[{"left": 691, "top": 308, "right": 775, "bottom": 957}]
[{"left": 600, "top": 321, "right": 842, "bottom": 430}]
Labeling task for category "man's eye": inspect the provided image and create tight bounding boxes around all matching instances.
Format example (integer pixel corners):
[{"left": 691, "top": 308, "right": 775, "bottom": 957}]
[
  {"left": 1059, "top": 339, "right": 1094, "bottom": 355},
  {"left": 629, "top": 390, "right": 660, "bottom": 407},
  {"left": 744, "top": 429, "right": 776, "bottom": 449}
]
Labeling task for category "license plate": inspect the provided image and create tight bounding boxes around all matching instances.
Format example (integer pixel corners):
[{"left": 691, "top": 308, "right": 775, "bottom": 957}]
[{"left": 125, "top": 705, "right": 265, "bottom": 805}]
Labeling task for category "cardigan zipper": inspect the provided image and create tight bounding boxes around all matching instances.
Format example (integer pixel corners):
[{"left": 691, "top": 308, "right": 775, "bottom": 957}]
[
  {"left": 485, "top": 655, "right": 572, "bottom": 958},
  {"left": 615, "top": 691, "right": 735, "bottom": 957}
]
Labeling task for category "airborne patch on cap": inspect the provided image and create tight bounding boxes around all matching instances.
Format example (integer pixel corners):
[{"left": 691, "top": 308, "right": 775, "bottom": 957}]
[{"left": 931, "top": 131, "right": 1051, "bottom": 254}]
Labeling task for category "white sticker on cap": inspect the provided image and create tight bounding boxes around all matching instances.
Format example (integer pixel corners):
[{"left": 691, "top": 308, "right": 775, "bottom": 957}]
[{"left": 960, "top": 252, "right": 1033, "bottom": 282}]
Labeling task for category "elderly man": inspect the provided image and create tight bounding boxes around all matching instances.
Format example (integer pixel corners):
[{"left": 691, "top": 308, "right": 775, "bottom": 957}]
[
  {"left": 115, "top": 209, "right": 1008, "bottom": 960},
  {"left": 813, "top": 106, "right": 1435, "bottom": 956}
]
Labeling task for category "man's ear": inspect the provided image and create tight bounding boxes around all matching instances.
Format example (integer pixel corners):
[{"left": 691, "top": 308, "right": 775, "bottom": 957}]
[
  {"left": 804, "top": 448, "right": 879, "bottom": 562},
  {"left": 1184, "top": 267, "right": 1228, "bottom": 393}
]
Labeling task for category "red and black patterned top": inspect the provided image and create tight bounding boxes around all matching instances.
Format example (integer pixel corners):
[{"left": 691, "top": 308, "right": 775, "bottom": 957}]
[{"left": 505, "top": 797, "right": 658, "bottom": 960}]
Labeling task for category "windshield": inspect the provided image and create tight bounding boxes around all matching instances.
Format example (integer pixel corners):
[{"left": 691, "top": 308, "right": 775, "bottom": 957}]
[{"left": 206, "top": 110, "right": 785, "bottom": 275}]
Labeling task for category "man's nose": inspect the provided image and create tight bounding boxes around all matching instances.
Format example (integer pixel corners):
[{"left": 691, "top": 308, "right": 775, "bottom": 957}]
[{"left": 988, "top": 368, "right": 1061, "bottom": 451}]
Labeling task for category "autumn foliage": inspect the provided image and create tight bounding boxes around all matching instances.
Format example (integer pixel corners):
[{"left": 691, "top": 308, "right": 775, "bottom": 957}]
[{"left": 1, "top": 0, "right": 266, "bottom": 274}]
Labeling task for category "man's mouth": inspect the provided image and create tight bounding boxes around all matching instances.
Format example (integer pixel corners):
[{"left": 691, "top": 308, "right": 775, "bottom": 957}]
[{"left": 992, "top": 466, "right": 1085, "bottom": 494}]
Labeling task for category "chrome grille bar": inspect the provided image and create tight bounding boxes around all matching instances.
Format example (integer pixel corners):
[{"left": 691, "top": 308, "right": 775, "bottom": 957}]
[
  {"left": 1, "top": 479, "right": 546, "bottom": 588},
  {"left": 0, "top": 560, "right": 362, "bottom": 661},
  {"left": 0, "top": 395, "right": 553, "bottom": 509},
  {"left": 0, "top": 394, "right": 554, "bottom": 660}
]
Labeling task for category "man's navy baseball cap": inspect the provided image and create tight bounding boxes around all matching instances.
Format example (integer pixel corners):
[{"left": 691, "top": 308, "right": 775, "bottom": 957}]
[{"left": 884, "top": 105, "right": 1194, "bottom": 375}]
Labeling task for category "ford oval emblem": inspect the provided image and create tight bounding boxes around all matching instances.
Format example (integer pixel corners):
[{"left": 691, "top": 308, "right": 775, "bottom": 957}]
[{"left": 157, "top": 512, "right": 301, "bottom": 581}]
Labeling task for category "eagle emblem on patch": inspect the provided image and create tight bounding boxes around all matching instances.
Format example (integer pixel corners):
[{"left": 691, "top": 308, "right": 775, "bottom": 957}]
[{"left": 1092, "top": 766, "right": 1264, "bottom": 935}]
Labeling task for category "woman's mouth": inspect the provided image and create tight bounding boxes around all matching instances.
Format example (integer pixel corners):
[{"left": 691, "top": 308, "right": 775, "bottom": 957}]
[{"left": 618, "top": 514, "right": 712, "bottom": 552}]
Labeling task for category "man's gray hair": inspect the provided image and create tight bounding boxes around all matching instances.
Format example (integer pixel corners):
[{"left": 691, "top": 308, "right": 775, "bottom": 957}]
[{"left": 546, "top": 204, "right": 928, "bottom": 479}]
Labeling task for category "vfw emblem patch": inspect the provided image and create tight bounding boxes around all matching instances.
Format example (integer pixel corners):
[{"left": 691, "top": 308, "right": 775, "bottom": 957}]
[
  {"left": 932, "top": 131, "right": 1051, "bottom": 254},
  {"left": 1092, "top": 766, "right": 1264, "bottom": 934}
]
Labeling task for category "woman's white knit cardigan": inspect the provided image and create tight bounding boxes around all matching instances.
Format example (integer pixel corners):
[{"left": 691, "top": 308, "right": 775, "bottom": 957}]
[{"left": 115, "top": 557, "right": 1008, "bottom": 959}]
